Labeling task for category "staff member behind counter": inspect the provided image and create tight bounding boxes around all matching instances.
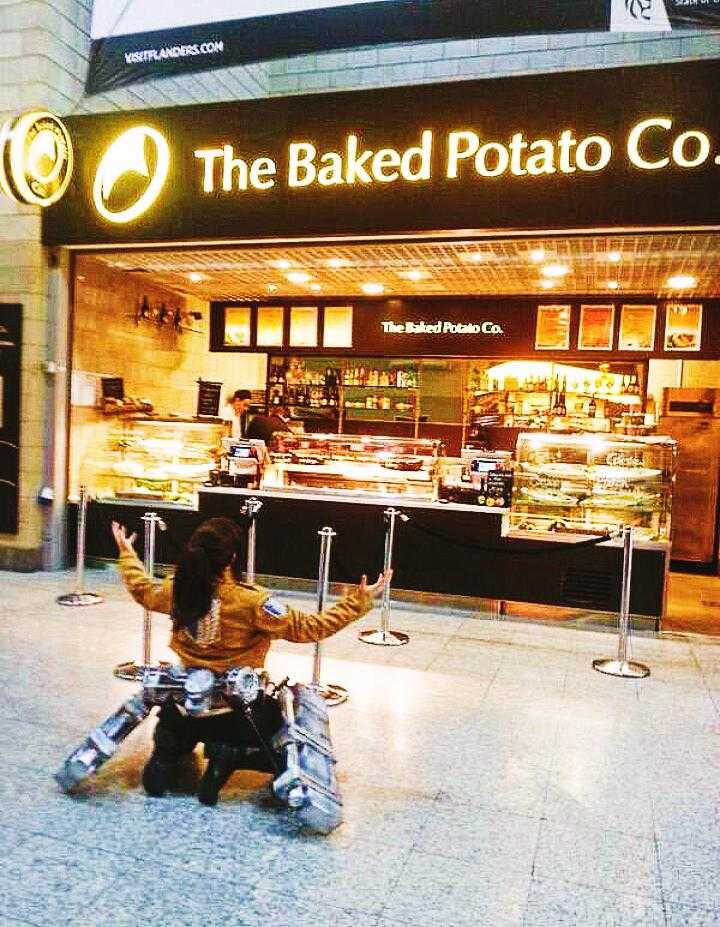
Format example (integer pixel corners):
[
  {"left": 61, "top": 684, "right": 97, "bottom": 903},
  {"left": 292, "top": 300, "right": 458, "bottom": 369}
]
[
  {"left": 221, "top": 389, "right": 252, "bottom": 439},
  {"left": 112, "top": 517, "right": 388, "bottom": 805},
  {"left": 245, "top": 403, "right": 293, "bottom": 444}
]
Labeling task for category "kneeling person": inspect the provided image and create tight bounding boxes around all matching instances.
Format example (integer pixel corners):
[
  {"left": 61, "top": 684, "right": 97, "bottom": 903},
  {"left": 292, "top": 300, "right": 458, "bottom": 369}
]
[{"left": 111, "top": 518, "right": 387, "bottom": 804}]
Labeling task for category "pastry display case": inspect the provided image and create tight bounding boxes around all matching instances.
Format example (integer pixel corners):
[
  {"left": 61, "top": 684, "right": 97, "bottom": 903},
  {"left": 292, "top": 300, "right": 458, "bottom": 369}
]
[
  {"left": 80, "top": 418, "right": 225, "bottom": 508},
  {"left": 511, "top": 432, "right": 676, "bottom": 540},
  {"left": 263, "top": 432, "right": 442, "bottom": 498}
]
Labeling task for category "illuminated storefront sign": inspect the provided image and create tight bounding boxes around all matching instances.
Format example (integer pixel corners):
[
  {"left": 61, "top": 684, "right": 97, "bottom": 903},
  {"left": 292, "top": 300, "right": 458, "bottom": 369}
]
[
  {"left": 0, "top": 111, "right": 73, "bottom": 207},
  {"left": 39, "top": 60, "right": 720, "bottom": 246},
  {"left": 381, "top": 320, "right": 505, "bottom": 335}
]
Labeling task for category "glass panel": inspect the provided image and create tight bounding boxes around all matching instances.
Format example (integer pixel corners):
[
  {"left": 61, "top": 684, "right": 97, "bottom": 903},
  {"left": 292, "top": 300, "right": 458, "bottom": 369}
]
[
  {"left": 323, "top": 305, "right": 353, "bottom": 347},
  {"left": 664, "top": 303, "right": 702, "bottom": 352},
  {"left": 578, "top": 304, "right": 614, "bottom": 350},
  {"left": 224, "top": 306, "right": 251, "bottom": 346},
  {"left": 257, "top": 306, "right": 284, "bottom": 346},
  {"left": 289, "top": 306, "right": 318, "bottom": 347},
  {"left": 535, "top": 304, "right": 571, "bottom": 350},
  {"left": 619, "top": 304, "right": 656, "bottom": 351}
]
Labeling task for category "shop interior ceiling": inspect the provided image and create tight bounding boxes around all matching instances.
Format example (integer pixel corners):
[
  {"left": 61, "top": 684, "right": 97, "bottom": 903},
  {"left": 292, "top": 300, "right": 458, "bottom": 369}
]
[{"left": 83, "top": 232, "right": 720, "bottom": 301}]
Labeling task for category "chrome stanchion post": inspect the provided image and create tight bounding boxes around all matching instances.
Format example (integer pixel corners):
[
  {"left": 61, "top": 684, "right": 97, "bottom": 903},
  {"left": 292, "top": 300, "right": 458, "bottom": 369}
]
[
  {"left": 57, "top": 486, "right": 103, "bottom": 606},
  {"left": 114, "top": 512, "right": 167, "bottom": 681},
  {"left": 593, "top": 525, "right": 650, "bottom": 679},
  {"left": 311, "top": 526, "right": 348, "bottom": 707},
  {"left": 359, "top": 507, "right": 409, "bottom": 646},
  {"left": 241, "top": 498, "right": 262, "bottom": 584}
]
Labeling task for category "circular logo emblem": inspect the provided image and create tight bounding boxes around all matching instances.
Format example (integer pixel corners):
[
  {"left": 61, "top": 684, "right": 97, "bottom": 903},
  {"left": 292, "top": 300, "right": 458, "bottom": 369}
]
[
  {"left": 93, "top": 126, "right": 170, "bottom": 224},
  {"left": 0, "top": 111, "right": 73, "bottom": 207}
]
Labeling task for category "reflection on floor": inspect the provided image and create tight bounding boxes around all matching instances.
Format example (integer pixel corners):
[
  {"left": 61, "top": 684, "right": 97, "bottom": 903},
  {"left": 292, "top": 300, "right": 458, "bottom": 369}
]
[{"left": 1, "top": 568, "right": 718, "bottom": 927}]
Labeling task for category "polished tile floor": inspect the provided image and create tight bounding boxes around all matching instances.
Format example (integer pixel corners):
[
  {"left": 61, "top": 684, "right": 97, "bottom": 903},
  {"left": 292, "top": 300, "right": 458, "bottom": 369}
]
[{"left": 1, "top": 567, "right": 719, "bottom": 927}]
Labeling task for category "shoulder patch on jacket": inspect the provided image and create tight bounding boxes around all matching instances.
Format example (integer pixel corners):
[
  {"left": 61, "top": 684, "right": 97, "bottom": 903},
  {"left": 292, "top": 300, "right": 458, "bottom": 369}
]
[{"left": 262, "top": 596, "right": 287, "bottom": 618}]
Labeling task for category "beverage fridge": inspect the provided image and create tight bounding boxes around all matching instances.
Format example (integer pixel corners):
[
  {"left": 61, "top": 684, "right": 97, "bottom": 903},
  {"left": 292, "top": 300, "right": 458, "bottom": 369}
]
[{"left": 659, "top": 388, "right": 720, "bottom": 569}]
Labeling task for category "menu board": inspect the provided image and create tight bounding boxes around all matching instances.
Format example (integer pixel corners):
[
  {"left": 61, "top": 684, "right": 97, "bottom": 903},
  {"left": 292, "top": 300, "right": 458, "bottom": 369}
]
[
  {"left": 196, "top": 379, "right": 223, "bottom": 417},
  {"left": 618, "top": 304, "right": 656, "bottom": 351},
  {"left": 578, "top": 304, "right": 614, "bottom": 350},
  {"left": 664, "top": 303, "right": 703, "bottom": 352},
  {"left": 535, "top": 305, "right": 571, "bottom": 351},
  {"left": 101, "top": 376, "right": 124, "bottom": 400}
]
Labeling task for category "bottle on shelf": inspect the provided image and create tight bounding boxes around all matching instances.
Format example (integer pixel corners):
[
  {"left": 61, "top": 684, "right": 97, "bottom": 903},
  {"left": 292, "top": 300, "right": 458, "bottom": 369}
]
[{"left": 587, "top": 395, "right": 597, "bottom": 418}]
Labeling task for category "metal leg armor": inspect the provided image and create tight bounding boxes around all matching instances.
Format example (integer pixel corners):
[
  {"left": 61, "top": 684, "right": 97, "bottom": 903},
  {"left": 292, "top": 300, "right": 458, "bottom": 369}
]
[{"left": 271, "top": 684, "right": 343, "bottom": 835}]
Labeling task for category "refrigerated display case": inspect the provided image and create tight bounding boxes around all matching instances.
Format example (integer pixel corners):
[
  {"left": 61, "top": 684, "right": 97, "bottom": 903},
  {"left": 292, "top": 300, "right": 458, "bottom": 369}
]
[
  {"left": 511, "top": 432, "right": 676, "bottom": 541},
  {"left": 79, "top": 417, "right": 225, "bottom": 507},
  {"left": 263, "top": 432, "right": 442, "bottom": 499}
]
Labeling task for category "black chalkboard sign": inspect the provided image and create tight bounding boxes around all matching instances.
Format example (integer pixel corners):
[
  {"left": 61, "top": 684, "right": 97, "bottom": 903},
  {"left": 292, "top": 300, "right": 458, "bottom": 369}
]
[
  {"left": 101, "top": 376, "right": 124, "bottom": 400},
  {"left": 197, "top": 379, "right": 222, "bottom": 418},
  {"left": 486, "top": 469, "right": 515, "bottom": 508},
  {"left": 0, "top": 304, "right": 21, "bottom": 534}
]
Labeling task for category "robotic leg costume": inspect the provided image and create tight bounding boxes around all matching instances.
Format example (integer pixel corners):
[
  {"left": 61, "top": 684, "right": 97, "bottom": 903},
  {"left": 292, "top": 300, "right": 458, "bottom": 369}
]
[{"left": 54, "top": 665, "right": 344, "bottom": 834}]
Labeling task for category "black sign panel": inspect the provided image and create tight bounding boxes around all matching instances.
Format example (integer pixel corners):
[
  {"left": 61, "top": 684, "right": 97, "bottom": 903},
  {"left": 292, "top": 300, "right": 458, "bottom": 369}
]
[
  {"left": 0, "top": 305, "right": 22, "bottom": 535},
  {"left": 44, "top": 60, "right": 720, "bottom": 247},
  {"left": 196, "top": 379, "right": 223, "bottom": 417},
  {"left": 101, "top": 376, "right": 124, "bottom": 400}
]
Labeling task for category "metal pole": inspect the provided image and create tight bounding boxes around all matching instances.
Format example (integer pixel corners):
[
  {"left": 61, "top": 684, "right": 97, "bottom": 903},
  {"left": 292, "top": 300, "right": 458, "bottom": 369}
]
[
  {"left": 592, "top": 526, "right": 650, "bottom": 679},
  {"left": 114, "top": 512, "right": 166, "bottom": 681},
  {"left": 57, "top": 486, "right": 103, "bottom": 606},
  {"left": 242, "top": 498, "right": 262, "bottom": 584},
  {"left": 359, "top": 507, "right": 409, "bottom": 646},
  {"left": 311, "top": 527, "right": 348, "bottom": 706}
]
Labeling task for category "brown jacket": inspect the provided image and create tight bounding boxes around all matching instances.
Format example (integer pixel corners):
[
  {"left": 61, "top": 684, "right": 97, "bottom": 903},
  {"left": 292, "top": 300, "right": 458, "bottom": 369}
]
[{"left": 117, "top": 550, "right": 374, "bottom": 672}]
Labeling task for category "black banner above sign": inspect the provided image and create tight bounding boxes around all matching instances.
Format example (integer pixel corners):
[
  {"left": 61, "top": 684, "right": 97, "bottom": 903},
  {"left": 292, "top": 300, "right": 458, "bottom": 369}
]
[
  {"left": 85, "top": 0, "right": 720, "bottom": 94},
  {"left": 43, "top": 60, "right": 720, "bottom": 246}
]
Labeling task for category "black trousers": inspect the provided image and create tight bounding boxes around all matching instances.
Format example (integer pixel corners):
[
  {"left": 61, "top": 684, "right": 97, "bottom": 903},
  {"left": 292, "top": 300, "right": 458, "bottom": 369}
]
[{"left": 157, "top": 695, "right": 283, "bottom": 752}]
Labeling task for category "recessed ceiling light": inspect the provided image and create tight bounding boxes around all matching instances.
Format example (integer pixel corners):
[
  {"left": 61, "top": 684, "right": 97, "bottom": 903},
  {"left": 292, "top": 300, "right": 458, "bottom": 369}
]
[
  {"left": 460, "top": 252, "right": 485, "bottom": 263},
  {"left": 187, "top": 272, "right": 206, "bottom": 283},
  {"left": 266, "top": 283, "right": 278, "bottom": 292},
  {"left": 540, "top": 279, "right": 555, "bottom": 289},
  {"left": 608, "top": 250, "right": 622, "bottom": 263},
  {"left": 326, "top": 257, "right": 350, "bottom": 268},
  {"left": 361, "top": 282, "right": 384, "bottom": 296},
  {"left": 403, "top": 269, "right": 429, "bottom": 281},
  {"left": 310, "top": 283, "right": 322, "bottom": 292},
  {"left": 530, "top": 248, "right": 545, "bottom": 263},
  {"left": 666, "top": 273, "right": 696, "bottom": 289},
  {"left": 269, "top": 258, "right": 292, "bottom": 269},
  {"left": 606, "top": 280, "right": 619, "bottom": 290},
  {"left": 541, "top": 263, "right": 570, "bottom": 278},
  {"left": 287, "top": 271, "right": 311, "bottom": 284}
]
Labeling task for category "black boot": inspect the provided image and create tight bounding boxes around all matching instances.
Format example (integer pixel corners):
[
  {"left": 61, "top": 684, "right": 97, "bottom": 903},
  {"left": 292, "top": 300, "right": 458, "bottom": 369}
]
[
  {"left": 198, "top": 742, "right": 246, "bottom": 806},
  {"left": 142, "top": 706, "right": 197, "bottom": 797}
]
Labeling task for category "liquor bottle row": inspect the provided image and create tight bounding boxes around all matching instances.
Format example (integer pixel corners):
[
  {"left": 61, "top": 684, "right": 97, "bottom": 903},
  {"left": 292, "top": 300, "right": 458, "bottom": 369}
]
[
  {"left": 470, "top": 372, "right": 640, "bottom": 396},
  {"left": 269, "top": 384, "right": 340, "bottom": 409},
  {"left": 268, "top": 362, "right": 419, "bottom": 390}
]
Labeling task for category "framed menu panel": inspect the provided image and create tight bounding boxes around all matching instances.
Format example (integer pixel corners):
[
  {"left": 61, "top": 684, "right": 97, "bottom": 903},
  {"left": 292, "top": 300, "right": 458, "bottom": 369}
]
[
  {"left": 578, "top": 304, "right": 614, "bottom": 350},
  {"left": 224, "top": 306, "right": 251, "bottom": 346},
  {"left": 664, "top": 303, "right": 703, "bottom": 352},
  {"left": 618, "top": 304, "right": 656, "bottom": 351},
  {"left": 289, "top": 306, "right": 318, "bottom": 347},
  {"left": 535, "top": 305, "right": 571, "bottom": 350}
]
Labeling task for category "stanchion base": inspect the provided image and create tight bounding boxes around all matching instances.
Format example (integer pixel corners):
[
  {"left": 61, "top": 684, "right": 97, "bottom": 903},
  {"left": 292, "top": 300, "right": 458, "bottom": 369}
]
[
  {"left": 56, "top": 592, "right": 103, "bottom": 607},
  {"left": 592, "top": 658, "right": 650, "bottom": 679},
  {"left": 312, "top": 683, "right": 349, "bottom": 707},
  {"left": 113, "top": 660, "right": 172, "bottom": 681},
  {"left": 358, "top": 628, "right": 410, "bottom": 647}
]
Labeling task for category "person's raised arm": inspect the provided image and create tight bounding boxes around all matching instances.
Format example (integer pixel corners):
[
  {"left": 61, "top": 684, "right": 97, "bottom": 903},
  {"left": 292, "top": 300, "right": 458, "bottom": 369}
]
[
  {"left": 112, "top": 521, "right": 173, "bottom": 615},
  {"left": 252, "top": 572, "right": 391, "bottom": 643}
]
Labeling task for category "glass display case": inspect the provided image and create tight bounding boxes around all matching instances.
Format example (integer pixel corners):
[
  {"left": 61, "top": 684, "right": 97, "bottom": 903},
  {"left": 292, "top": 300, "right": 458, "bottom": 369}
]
[
  {"left": 263, "top": 432, "right": 442, "bottom": 499},
  {"left": 80, "top": 418, "right": 225, "bottom": 507},
  {"left": 511, "top": 432, "right": 676, "bottom": 541}
]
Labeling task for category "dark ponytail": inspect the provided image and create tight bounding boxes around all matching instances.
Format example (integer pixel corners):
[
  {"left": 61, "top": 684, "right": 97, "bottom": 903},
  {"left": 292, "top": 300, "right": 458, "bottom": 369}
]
[{"left": 172, "top": 517, "right": 242, "bottom": 634}]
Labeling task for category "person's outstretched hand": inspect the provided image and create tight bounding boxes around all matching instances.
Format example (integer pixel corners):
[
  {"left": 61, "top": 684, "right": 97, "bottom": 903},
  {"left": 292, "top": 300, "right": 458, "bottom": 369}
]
[
  {"left": 111, "top": 521, "right": 137, "bottom": 555},
  {"left": 358, "top": 570, "right": 392, "bottom": 599}
]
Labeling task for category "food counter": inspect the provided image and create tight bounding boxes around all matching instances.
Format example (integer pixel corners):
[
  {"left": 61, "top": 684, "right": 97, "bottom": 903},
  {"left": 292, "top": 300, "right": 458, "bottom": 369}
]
[{"left": 72, "top": 426, "right": 671, "bottom": 624}]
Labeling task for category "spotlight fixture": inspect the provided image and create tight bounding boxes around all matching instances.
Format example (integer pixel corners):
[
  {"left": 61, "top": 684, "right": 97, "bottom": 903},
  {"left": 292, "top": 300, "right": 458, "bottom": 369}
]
[
  {"left": 606, "top": 280, "right": 619, "bottom": 290},
  {"left": 608, "top": 250, "right": 622, "bottom": 263},
  {"left": 665, "top": 274, "right": 696, "bottom": 289},
  {"left": 266, "top": 283, "right": 278, "bottom": 292},
  {"left": 361, "top": 282, "right": 384, "bottom": 295},
  {"left": 529, "top": 248, "right": 545, "bottom": 263},
  {"left": 269, "top": 258, "right": 292, "bottom": 269},
  {"left": 403, "top": 269, "right": 429, "bottom": 281},
  {"left": 326, "top": 257, "right": 350, "bottom": 268},
  {"left": 310, "top": 283, "right": 322, "bottom": 292},
  {"left": 540, "top": 279, "right": 555, "bottom": 289},
  {"left": 287, "top": 271, "right": 311, "bottom": 284},
  {"left": 187, "top": 272, "right": 206, "bottom": 283},
  {"left": 460, "top": 252, "right": 485, "bottom": 263},
  {"left": 541, "top": 263, "right": 570, "bottom": 278}
]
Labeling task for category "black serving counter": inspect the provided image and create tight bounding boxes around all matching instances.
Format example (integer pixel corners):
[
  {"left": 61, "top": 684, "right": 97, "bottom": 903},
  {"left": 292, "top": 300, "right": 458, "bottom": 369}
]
[{"left": 73, "top": 487, "right": 669, "bottom": 623}]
